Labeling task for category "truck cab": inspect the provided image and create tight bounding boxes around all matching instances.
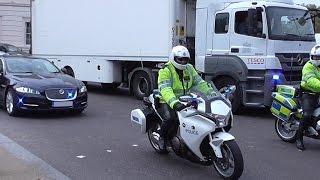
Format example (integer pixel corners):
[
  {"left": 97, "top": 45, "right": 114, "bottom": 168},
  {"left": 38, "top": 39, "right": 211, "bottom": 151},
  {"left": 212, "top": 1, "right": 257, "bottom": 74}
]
[{"left": 195, "top": 0, "right": 316, "bottom": 110}]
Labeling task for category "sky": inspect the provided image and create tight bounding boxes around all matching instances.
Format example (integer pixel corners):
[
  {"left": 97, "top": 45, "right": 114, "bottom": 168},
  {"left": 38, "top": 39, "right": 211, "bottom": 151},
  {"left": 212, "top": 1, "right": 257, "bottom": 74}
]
[{"left": 294, "top": 0, "right": 319, "bottom": 5}]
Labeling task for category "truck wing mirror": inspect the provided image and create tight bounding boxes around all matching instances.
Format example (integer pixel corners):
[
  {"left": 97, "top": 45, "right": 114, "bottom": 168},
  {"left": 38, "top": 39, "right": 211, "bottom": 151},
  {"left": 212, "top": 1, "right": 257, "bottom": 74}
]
[{"left": 298, "top": 17, "right": 306, "bottom": 26}]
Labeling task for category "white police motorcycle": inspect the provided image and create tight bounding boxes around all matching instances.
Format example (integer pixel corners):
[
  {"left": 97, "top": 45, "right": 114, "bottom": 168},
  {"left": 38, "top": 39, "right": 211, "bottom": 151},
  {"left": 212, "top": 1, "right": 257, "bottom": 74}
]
[{"left": 131, "top": 85, "right": 244, "bottom": 180}]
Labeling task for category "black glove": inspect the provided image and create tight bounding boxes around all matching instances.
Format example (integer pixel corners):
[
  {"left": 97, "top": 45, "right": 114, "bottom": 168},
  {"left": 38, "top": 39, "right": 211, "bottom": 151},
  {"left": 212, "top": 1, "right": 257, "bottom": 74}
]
[{"left": 174, "top": 102, "right": 187, "bottom": 111}]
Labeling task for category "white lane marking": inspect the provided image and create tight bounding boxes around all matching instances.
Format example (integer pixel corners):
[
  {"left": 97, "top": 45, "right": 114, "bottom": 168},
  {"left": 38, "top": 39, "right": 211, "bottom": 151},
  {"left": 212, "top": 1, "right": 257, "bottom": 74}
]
[
  {"left": 76, "top": 155, "right": 86, "bottom": 159},
  {"left": 106, "top": 150, "right": 112, "bottom": 153},
  {"left": 132, "top": 144, "right": 139, "bottom": 147}
]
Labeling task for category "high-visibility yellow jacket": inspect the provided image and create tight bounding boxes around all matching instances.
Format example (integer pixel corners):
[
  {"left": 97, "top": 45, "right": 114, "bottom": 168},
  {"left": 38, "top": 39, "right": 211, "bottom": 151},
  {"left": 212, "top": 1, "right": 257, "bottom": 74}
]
[
  {"left": 301, "top": 61, "right": 320, "bottom": 93},
  {"left": 158, "top": 62, "right": 213, "bottom": 109}
]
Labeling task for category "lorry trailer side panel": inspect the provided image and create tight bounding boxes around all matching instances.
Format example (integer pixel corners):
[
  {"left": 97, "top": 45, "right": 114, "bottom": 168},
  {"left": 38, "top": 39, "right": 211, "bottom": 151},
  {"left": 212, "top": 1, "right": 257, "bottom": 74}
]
[{"left": 32, "top": 0, "right": 173, "bottom": 58}]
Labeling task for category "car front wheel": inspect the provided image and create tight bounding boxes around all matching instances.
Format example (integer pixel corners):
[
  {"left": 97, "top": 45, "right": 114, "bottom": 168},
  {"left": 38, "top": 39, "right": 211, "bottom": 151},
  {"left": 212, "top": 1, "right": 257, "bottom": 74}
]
[{"left": 6, "top": 90, "right": 20, "bottom": 116}]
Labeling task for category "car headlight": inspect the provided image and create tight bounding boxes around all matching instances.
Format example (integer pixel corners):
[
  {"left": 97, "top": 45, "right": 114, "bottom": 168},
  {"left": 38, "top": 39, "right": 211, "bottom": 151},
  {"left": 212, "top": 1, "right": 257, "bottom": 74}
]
[
  {"left": 80, "top": 85, "right": 87, "bottom": 93},
  {"left": 15, "top": 87, "right": 40, "bottom": 95}
]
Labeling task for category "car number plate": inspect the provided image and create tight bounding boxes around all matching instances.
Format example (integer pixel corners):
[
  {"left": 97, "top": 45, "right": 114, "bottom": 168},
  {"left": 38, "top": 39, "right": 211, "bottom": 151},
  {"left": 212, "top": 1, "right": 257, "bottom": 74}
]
[{"left": 52, "top": 101, "right": 73, "bottom": 107}]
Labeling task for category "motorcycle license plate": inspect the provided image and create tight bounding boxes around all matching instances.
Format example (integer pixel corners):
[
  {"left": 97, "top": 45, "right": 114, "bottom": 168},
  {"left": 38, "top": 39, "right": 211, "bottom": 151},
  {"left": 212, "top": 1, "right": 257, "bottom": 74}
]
[{"left": 52, "top": 101, "right": 73, "bottom": 107}]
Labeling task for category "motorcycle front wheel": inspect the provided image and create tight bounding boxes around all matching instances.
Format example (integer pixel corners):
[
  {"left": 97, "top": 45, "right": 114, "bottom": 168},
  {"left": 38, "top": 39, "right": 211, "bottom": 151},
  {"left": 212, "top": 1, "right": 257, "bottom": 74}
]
[
  {"left": 213, "top": 140, "right": 244, "bottom": 180},
  {"left": 275, "top": 118, "right": 297, "bottom": 143},
  {"left": 147, "top": 121, "right": 169, "bottom": 154}
]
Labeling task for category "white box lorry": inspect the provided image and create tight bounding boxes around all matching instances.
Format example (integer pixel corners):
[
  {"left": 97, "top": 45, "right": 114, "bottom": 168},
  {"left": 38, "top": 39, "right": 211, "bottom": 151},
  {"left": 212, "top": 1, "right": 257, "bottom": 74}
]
[{"left": 32, "top": 0, "right": 316, "bottom": 111}]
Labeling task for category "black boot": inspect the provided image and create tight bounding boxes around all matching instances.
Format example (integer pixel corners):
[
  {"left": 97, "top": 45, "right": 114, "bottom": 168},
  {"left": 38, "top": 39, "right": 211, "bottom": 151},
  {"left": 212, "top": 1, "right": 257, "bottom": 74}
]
[
  {"left": 158, "top": 136, "right": 167, "bottom": 151},
  {"left": 296, "top": 125, "right": 305, "bottom": 151},
  {"left": 296, "top": 136, "right": 305, "bottom": 151}
]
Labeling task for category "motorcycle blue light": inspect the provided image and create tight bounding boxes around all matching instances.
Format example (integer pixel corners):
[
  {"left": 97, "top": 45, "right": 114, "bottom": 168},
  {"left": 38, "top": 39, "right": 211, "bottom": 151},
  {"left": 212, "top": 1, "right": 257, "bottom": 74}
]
[{"left": 273, "top": 75, "right": 280, "bottom": 80}]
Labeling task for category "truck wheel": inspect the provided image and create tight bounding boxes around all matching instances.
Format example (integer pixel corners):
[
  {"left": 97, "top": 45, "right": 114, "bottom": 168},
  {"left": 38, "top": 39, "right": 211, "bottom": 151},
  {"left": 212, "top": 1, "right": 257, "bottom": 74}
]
[
  {"left": 215, "top": 77, "right": 241, "bottom": 113},
  {"left": 132, "top": 71, "right": 152, "bottom": 100},
  {"left": 101, "top": 83, "right": 121, "bottom": 89}
]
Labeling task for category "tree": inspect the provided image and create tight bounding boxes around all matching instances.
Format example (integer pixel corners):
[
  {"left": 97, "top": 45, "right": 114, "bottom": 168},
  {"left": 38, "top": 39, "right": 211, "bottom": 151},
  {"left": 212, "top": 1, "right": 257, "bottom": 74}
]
[{"left": 304, "top": 4, "right": 320, "bottom": 33}]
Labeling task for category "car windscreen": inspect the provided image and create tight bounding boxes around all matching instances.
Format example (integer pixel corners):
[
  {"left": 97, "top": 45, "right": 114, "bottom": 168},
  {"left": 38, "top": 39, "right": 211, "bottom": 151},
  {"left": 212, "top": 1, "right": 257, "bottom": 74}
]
[{"left": 5, "top": 57, "right": 60, "bottom": 74}]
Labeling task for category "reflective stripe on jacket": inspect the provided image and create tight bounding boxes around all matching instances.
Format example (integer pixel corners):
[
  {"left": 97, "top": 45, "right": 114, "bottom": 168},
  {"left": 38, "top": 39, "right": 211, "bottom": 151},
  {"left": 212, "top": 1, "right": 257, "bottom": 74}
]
[
  {"left": 158, "top": 62, "right": 212, "bottom": 109},
  {"left": 301, "top": 61, "right": 320, "bottom": 93}
]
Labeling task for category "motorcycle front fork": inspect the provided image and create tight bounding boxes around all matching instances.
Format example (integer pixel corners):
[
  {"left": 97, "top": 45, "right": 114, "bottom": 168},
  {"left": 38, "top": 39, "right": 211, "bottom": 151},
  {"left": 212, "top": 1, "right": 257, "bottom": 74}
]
[{"left": 208, "top": 132, "right": 224, "bottom": 159}]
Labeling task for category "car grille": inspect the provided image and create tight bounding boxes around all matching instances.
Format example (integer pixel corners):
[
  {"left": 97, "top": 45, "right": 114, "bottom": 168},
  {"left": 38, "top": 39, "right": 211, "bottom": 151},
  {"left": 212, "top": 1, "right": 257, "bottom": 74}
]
[
  {"left": 45, "top": 88, "right": 77, "bottom": 101},
  {"left": 275, "top": 53, "right": 310, "bottom": 82}
]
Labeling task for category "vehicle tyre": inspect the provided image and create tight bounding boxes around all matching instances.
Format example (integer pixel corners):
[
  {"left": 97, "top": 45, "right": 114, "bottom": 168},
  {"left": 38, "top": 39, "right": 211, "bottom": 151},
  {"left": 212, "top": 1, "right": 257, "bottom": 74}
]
[
  {"left": 5, "top": 89, "right": 20, "bottom": 116},
  {"left": 147, "top": 121, "right": 169, "bottom": 154},
  {"left": 215, "top": 77, "right": 241, "bottom": 113},
  {"left": 101, "top": 83, "right": 121, "bottom": 89},
  {"left": 275, "top": 118, "right": 297, "bottom": 143},
  {"left": 213, "top": 140, "right": 244, "bottom": 180},
  {"left": 132, "top": 71, "right": 152, "bottom": 100}
]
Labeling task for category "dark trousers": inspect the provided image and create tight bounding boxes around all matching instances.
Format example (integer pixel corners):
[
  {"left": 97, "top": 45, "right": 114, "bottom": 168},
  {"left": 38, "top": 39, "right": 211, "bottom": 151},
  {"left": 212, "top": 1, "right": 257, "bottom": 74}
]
[
  {"left": 158, "top": 103, "right": 177, "bottom": 138},
  {"left": 301, "top": 93, "right": 319, "bottom": 130}
]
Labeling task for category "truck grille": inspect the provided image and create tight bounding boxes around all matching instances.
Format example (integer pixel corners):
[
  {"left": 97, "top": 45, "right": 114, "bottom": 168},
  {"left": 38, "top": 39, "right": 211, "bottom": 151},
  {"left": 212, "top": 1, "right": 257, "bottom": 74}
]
[
  {"left": 275, "top": 53, "right": 310, "bottom": 82},
  {"left": 45, "top": 88, "right": 77, "bottom": 101}
]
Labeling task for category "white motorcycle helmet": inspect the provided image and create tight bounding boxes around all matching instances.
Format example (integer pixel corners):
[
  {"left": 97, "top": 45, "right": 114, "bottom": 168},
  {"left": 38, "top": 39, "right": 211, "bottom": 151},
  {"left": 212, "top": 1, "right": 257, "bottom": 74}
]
[
  {"left": 169, "top": 45, "right": 190, "bottom": 70},
  {"left": 310, "top": 45, "right": 320, "bottom": 67}
]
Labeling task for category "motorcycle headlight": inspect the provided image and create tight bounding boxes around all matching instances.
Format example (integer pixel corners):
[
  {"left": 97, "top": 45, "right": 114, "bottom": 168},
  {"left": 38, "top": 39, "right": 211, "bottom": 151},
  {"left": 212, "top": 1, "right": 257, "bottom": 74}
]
[
  {"left": 15, "top": 87, "right": 40, "bottom": 95},
  {"left": 212, "top": 114, "right": 227, "bottom": 127},
  {"left": 80, "top": 85, "right": 87, "bottom": 93}
]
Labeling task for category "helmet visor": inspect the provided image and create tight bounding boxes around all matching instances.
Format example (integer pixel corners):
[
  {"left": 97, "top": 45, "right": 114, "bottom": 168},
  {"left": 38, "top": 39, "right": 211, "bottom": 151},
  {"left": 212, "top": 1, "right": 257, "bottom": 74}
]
[
  {"left": 174, "top": 57, "right": 189, "bottom": 65},
  {"left": 311, "top": 55, "right": 320, "bottom": 61}
]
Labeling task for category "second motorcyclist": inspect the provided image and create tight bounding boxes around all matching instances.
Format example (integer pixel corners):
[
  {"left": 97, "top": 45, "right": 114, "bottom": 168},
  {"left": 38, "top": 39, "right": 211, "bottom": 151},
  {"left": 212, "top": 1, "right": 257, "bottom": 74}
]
[{"left": 298, "top": 45, "right": 320, "bottom": 150}]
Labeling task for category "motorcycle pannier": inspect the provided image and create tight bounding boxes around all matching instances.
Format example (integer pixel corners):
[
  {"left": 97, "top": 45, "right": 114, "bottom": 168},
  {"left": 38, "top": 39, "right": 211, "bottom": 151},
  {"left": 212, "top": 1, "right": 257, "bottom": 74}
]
[
  {"left": 270, "top": 85, "right": 298, "bottom": 121},
  {"left": 131, "top": 109, "right": 147, "bottom": 134}
]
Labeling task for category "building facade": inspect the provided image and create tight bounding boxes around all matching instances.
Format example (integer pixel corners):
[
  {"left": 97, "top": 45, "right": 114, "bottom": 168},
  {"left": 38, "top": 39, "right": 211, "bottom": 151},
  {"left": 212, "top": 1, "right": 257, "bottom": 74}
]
[{"left": 0, "top": 0, "right": 30, "bottom": 52}]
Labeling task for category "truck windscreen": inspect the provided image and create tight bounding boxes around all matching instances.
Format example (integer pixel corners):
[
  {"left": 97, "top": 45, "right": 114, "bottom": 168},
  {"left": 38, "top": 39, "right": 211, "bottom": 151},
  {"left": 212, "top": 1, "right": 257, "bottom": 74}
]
[{"left": 266, "top": 7, "right": 315, "bottom": 42}]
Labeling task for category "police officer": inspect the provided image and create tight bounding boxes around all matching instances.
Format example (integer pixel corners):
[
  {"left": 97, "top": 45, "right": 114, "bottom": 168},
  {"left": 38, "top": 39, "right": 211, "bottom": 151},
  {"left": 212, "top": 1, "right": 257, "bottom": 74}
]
[
  {"left": 299, "top": 45, "right": 320, "bottom": 150},
  {"left": 157, "top": 45, "right": 214, "bottom": 151}
]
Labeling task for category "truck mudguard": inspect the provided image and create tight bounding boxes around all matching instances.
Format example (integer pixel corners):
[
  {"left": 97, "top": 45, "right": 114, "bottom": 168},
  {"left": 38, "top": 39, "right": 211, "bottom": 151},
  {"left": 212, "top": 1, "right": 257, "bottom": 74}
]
[{"left": 203, "top": 55, "right": 248, "bottom": 82}]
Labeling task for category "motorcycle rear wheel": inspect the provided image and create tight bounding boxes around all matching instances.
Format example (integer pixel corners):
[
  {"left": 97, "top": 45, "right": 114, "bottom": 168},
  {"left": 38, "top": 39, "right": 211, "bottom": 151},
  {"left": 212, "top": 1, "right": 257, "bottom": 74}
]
[
  {"left": 275, "top": 118, "right": 297, "bottom": 143},
  {"left": 213, "top": 140, "right": 244, "bottom": 180},
  {"left": 147, "top": 121, "right": 169, "bottom": 154}
]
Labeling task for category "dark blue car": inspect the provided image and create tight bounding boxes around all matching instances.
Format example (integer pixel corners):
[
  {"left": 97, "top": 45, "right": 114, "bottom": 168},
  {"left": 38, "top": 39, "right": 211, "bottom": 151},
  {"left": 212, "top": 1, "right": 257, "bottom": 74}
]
[{"left": 0, "top": 56, "right": 88, "bottom": 116}]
